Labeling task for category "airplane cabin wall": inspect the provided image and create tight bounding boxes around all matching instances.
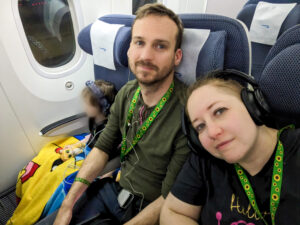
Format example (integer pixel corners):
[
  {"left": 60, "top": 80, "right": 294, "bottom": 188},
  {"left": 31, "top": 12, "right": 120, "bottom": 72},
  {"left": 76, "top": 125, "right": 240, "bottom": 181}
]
[
  {"left": 0, "top": 0, "right": 145, "bottom": 193},
  {"left": 206, "top": 0, "right": 248, "bottom": 18},
  {"left": 0, "top": 83, "right": 36, "bottom": 191},
  {"left": 0, "top": 0, "right": 94, "bottom": 192}
]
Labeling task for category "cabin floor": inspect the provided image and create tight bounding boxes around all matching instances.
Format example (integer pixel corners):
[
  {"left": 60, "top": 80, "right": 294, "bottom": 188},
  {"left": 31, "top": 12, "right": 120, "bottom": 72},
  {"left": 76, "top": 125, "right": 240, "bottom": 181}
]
[{"left": 0, "top": 186, "right": 17, "bottom": 225}]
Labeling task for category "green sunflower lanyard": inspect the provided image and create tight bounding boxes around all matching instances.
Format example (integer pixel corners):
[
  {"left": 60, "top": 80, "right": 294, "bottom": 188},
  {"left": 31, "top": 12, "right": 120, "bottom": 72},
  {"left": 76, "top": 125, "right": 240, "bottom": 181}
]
[
  {"left": 234, "top": 124, "right": 294, "bottom": 225},
  {"left": 120, "top": 82, "right": 174, "bottom": 162}
]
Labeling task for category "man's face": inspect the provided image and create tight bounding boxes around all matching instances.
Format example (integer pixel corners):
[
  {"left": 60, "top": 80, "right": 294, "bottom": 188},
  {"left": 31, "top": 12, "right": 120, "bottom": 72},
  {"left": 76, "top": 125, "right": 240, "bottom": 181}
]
[{"left": 127, "top": 15, "right": 182, "bottom": 86}]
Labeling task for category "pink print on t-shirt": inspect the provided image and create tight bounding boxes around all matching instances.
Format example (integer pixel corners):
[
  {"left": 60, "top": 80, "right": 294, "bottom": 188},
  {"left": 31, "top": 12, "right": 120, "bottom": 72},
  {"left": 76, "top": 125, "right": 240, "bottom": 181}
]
[{"left": 216, "top": 212, "right": 255, "bottom": 225}]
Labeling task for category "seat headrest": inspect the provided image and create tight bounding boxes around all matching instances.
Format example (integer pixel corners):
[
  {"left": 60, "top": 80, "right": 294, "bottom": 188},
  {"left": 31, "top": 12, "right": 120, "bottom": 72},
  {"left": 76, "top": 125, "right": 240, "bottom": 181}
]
[
  {"left": 249, "top": 2, "right": 297, "bottom": 46},
  {"left": 78, "top": 20, "right": 132, "bottom": 68},
  {"left": 175, "top": 29, "right": 227, "bottom": 84},
  {"left": 259, "top": 25, "right": 300, "bottom": 124},
  {"left": 180, "top": 14, "right": 251, "bottom": 76},
  {"left": 78, "top": 15, "right": 135, "bottom": 90},
  {"left": 237, "top": 0, "right": 300, "bottom": 79}
]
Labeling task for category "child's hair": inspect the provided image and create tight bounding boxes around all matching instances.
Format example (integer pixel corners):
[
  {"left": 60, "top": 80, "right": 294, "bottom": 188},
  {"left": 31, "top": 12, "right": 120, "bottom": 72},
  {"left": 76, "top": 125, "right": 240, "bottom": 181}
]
[{"left": 82, "top": 80, "right": 116, "bottom": 109}]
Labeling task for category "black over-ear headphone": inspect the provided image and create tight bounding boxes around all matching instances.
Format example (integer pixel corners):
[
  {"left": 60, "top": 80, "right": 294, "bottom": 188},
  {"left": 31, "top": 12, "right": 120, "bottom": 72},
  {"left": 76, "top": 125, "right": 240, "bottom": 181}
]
[{"left": 182, "top": 69, "right": 273, "bottom": 154}]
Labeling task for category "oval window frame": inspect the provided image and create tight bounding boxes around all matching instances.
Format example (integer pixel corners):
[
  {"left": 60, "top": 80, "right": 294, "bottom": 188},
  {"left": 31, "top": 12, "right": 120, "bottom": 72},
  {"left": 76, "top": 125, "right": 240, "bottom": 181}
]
[{"left": 12, "top": 0, "right": 86, "bottom": 79}]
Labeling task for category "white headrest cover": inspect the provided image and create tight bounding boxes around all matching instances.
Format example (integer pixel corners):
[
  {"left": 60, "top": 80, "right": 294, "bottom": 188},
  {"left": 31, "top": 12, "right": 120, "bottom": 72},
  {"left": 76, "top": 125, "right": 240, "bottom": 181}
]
[
  {"left": 90, "top": 20, "right": 124, "bottom": 70},
  {"left": 175, "top": 29, "right": 210, "bottom": 84},
  {"left": 250, "top": 2, "right": 296, "bottom": 46}
]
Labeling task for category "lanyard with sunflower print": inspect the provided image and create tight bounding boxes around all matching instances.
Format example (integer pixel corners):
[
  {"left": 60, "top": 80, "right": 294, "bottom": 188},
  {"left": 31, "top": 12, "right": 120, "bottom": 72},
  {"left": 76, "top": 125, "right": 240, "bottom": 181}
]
[
  {"left": 120, "top": 82, "right": 174, "bottom": 162},
  {"left": 234, "top": 124, "right": 294, "bottom": 225}
]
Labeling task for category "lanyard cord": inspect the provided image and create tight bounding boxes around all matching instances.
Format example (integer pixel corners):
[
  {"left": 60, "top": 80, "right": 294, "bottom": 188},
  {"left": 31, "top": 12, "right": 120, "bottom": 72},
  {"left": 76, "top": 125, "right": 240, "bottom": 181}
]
[
  {"left": 120, "top": 82, "right": 174, "bottom": 162},
  {"left": 234, "top": 124, "right": 294, "bottom": 225}
]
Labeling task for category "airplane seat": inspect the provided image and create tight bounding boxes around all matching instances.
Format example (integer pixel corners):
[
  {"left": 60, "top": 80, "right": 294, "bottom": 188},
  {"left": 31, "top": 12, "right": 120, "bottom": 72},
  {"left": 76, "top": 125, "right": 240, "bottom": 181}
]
[
  {"left": 237, "top": 0, "right": 300, "bottom": 80},
  {"left": 78, "top": 13, "right": 251, "bottom": 86},
  {"left": 77, "top": 15, "right": 135, "bottom": 90},
  {"left": 178, "top": 14, "right": 251, "bottom": 84},
  {"left": 259, "top": 24, "right": 300, "bottom": 128}
]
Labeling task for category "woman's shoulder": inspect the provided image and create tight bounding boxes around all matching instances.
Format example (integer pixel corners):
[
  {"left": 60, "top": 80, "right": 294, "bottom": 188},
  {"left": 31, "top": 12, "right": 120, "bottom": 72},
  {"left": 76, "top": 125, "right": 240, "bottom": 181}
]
[
  {"left": 281, "top": 128, "right": 300, "bottom": 147},
  {"left": 280, "top": 127, "right": 300, "bottom": 160}
]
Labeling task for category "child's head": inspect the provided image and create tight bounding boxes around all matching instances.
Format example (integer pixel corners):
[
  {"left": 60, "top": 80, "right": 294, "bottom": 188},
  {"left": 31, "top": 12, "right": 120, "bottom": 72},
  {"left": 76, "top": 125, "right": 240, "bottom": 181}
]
[{"left": 82, "top": 80, "right": 116, "bottom": 119}]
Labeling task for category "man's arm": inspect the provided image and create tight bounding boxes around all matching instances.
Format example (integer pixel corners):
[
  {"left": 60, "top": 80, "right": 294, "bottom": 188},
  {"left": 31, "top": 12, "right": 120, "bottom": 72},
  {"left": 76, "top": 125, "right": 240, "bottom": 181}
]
[
  {"left": 160, "top": 193, "right": 201, "bottom": 225},
  {"left": 124, "top": 196, "right": 164, "bottom": 225},
  {"left": 53, "top": 147, "right": 109, "bottom": 225}
]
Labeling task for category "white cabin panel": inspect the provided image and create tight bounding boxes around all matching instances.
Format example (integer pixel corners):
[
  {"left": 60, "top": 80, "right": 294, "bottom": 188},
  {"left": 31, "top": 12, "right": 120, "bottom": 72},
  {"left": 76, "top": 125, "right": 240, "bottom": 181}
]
[
  {"left": 0, "top": 84, "right": 35, "bottom": 192},
  {"left": 206, "top": 0, "right": 247, "bottom": 18}
]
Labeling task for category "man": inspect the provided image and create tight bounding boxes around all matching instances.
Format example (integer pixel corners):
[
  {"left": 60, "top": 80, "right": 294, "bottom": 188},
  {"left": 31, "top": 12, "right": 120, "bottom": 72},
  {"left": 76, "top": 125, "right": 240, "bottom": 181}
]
[{"left": 53, "top": 3, "right": 190, "bottom": 225}]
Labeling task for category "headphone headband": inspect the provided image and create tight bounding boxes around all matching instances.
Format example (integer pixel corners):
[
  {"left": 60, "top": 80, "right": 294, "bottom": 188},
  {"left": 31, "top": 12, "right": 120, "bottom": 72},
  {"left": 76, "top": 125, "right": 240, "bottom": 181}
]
[{"left": 209, "top": 69, "right": 258, "bottom": 88}]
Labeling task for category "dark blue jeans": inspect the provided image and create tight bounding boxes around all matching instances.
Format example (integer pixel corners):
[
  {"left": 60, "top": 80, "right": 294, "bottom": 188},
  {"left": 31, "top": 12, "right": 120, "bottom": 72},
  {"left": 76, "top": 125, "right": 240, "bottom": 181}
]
[{"left": 36, "top": 178, "right": 149, "bottom": 225}]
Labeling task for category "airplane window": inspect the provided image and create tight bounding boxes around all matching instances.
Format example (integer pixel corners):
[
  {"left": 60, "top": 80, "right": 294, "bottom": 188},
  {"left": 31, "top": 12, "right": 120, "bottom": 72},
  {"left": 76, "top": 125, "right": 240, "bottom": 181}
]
[
  {"left": 18, "top": 0, "right": 76, "bottom": 68},
  {"left": 132, "top": 0, "right": 157, "bottom": 14}
]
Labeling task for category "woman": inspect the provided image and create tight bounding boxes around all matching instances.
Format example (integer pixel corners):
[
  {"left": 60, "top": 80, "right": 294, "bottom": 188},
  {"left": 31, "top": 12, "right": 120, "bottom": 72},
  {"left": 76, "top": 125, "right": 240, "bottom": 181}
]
[{"left": 160, "top": 70, "right": 300, "bottom": 225}]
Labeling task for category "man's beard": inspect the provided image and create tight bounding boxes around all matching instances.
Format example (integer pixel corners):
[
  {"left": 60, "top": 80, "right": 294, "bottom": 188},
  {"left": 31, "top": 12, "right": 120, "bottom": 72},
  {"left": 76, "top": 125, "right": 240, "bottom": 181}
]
[{"left": 129, "top": 59, "right": 175, "bottom": 87}]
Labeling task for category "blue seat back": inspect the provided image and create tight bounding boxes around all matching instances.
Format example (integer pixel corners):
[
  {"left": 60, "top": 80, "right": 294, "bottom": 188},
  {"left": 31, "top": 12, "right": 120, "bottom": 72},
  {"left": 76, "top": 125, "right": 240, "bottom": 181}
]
[
  {"left": 180, "top": 14, "right": 250, "bottom": 77},
  {"left": 78, "top": 13, "right": 250, "bottom": 88},
  {"left": 259, "top": 25, "right": 300, "bottom": 127},
  {"left": 237, "top": 0, "right": 300, "bottom": 80}
]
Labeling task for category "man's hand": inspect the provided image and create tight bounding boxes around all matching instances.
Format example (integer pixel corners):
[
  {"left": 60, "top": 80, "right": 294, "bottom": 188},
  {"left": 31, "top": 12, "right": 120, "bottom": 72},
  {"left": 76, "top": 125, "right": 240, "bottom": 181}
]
[
  {"left": 53, "top": 201, "right": 73, "bottom": 225},
  {"left": 124, "top": 196, "right": 164, "bottom": 225},
  {"left": 53, "top": 147, "right": 109, "bottom": 225}
]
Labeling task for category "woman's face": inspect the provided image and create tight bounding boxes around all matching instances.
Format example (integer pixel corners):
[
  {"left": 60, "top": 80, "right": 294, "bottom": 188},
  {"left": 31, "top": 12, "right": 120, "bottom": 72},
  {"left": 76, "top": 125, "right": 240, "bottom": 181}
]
[{"left": 187, "top": 84, "right": 259, "bottom": 164}]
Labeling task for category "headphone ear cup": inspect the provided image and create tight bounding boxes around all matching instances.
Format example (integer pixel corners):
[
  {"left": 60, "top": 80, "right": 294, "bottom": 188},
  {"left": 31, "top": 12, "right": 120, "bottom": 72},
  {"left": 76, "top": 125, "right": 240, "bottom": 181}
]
[{"left": 241, "top": 88, "right": 264, "bottom": 126}]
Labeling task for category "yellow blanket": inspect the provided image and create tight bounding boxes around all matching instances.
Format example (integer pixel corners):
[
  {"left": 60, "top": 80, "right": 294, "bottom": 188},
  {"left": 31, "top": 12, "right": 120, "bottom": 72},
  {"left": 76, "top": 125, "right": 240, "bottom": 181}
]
[{"left": 7, "top": 137, "right": 84, "bottom": 225}]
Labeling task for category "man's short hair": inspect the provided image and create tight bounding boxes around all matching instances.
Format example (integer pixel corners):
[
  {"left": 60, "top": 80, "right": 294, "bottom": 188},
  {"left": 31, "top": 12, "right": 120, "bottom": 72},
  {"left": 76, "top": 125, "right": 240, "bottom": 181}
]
[{"left": 133, "top": 3, "right": 184, "bottom": 51}]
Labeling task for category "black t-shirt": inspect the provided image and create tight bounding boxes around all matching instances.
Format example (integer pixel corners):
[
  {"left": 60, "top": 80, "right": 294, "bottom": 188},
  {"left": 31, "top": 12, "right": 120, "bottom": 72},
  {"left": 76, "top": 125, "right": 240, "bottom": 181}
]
[
  {"left": 87, "top": 118, "right": 107, "bottom": 149},
  {"left": 171, "top": 128, "right": 300, "bottom": 225}
]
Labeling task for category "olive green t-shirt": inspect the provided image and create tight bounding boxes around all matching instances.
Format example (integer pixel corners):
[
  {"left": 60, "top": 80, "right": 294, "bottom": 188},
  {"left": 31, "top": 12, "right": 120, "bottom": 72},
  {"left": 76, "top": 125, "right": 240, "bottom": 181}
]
[{"left": 94, "top": 77, "right": 190, "bottom": 202}]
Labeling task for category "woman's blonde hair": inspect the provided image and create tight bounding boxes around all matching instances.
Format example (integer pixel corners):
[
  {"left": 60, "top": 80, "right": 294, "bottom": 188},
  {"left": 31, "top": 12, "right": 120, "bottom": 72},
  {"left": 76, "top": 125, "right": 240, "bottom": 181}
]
[{"left": 186, "top": 70, "right": 244, "bottom": 115}]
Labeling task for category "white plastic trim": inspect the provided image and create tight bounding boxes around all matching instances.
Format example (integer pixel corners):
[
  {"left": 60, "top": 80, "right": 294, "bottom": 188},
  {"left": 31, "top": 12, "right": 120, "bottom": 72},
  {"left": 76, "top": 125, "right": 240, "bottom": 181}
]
[
  {"left": 11, "top": 0, "right": 86, "bottom": 79},
  {"left": 237, "top": 19, "right": 252, "bottom": 77}
]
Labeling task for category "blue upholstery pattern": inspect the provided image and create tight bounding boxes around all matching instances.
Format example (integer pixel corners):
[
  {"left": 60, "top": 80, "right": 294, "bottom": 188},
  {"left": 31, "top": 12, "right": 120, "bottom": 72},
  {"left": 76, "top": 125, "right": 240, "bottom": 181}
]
[
  {"left": 237, "top": 0, "right": 300, "bottom": 79},
  {"left": 259, "top": 25, "right": 300, "bottom": 125}
]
